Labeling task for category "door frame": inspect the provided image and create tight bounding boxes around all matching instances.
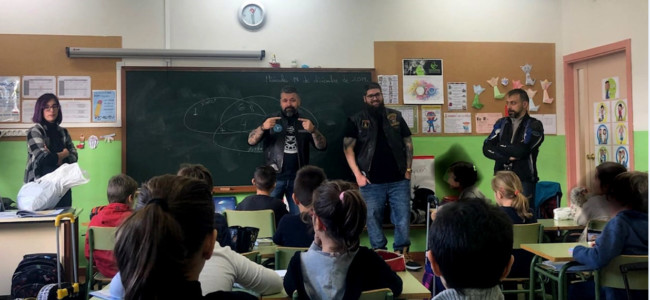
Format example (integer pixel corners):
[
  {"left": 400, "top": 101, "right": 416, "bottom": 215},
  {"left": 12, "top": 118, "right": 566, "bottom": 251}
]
[{"left": 563, "top": 39, "right": 633, "bottom": 189}]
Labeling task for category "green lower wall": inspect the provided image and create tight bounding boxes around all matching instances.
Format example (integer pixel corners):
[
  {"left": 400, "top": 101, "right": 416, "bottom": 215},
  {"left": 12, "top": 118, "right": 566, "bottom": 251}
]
[{"left": 0, "top": 131, "right": 647, "bottom": 260}]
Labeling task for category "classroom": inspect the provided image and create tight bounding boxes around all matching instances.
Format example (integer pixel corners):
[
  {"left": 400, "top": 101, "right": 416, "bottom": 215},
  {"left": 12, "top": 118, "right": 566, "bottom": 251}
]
[{"left": 0, "top": 0, "right": 647, "bottom": 299}]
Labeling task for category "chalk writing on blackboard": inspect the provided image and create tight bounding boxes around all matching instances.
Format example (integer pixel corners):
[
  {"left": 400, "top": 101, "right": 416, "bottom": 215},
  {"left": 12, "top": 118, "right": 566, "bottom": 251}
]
[{"left": 183, "top": 95, "right": 318, "bottom": 153}]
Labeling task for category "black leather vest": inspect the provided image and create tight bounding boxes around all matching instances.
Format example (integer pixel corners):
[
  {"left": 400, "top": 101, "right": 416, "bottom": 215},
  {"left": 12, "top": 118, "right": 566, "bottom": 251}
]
[
  {"left": 349, "top": 108, "right": 407, "bottom": 175},
  {"left": 261, "top": 112, "right": 311, "bottom": 172}
]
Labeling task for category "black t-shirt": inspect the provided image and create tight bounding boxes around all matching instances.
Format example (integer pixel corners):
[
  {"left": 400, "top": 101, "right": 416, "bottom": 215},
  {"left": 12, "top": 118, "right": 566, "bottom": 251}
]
[
  {"left": 236, "top": 194, "right": 288, "bottom": 226},
  {"left": 272, "top": 213, "right": 314, "bottom": 247},
  {"left": 499, "top": 206, "right": 537, "bottom": 224},
  {"left": 345, "top": 113, "right": 411, "bottom": 184},
  {"left": 279, "top": 117, "right": 299, "bottom": 180}
]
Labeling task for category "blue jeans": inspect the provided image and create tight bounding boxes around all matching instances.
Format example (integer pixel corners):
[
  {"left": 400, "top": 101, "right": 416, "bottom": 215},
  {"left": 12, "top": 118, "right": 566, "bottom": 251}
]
[
  {"left": 271, "top": 177, "right": 299, "bottom": 215},
  {"left": 360, "top": 179, "right": 411, "bottom": 251}
]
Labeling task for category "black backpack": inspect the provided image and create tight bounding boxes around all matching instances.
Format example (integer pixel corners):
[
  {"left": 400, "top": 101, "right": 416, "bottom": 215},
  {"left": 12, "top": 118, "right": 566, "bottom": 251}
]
[{"left": 11, "top": 253, "right": 63, "bottom": 299}]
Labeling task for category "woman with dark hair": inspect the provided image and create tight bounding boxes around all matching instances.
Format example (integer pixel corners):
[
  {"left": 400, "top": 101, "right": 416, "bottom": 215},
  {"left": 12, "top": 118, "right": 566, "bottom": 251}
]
[
  {"left": 24, "top": 93, "right": 77, "bottom": 207},
  {"left": 114, "top": 174, "right": 256, "bottom": 300}
]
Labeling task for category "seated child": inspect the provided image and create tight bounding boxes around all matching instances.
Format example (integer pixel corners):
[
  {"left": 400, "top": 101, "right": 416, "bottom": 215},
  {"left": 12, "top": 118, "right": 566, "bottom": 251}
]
[
  {"left": 237, "top": 165, "right": 288, "bottom": 226},
  {"left": 573, "top": 171, "right": 648, "bottom": 300},
  {"left": 177, "top": 163, "right": 230, "bottom": 247},
  {"left": 491, "top": 171, "right": 537, "bottom": 224},
  {"left": 284, "top": 180, "right": 402, "bottom": 299},
  {"left": 113, "top": 175, "right": 256, "bottom": 300},
  {"left": 273, "top": 165, "right": 326, "bottom": 247},
  {"left": 447, "top": 161, "right": 487, "bottom": 201},
  {"left": 574, "top": 162, "right": 627, "bottom": 226},
  {"left": 84, "top": 174, "right": 137, "bottom": 278},
  {"left": 427, "top": 198, "right": 514, "bottom": 300}
]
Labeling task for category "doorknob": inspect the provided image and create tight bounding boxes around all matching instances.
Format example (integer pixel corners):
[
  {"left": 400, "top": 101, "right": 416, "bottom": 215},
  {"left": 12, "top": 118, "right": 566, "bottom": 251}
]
[{"left": 586, "top": 153, "right": 595, "bottom": 160}]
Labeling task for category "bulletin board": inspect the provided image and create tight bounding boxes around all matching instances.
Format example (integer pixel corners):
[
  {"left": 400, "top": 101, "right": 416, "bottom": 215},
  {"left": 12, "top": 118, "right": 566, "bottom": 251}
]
[
  {"left": 0, "top": 34, "right": 122, "bottom": 141},
  {"left": 374, "top": 41, "right": 556, "bottom": 136}
]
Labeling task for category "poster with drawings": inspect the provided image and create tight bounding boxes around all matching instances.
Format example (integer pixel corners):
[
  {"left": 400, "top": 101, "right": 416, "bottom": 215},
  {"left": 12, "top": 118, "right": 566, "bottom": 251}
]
[
  {"left": 614, "top": 123, "right": 628, "bottom": 145},
  {"left": 595, "top": 146, "right": 611, "bottom": 166},
  {"left": 594, "top": 102, "right": 610, "bottom": 123},
  {"left": 420, "top": 105, "right": 441, "bottom": 134},
  {"left": 613, "top": 99, "right": 627, "bottom": 122},
  {"left": 594, "top": 124, "right": 611, "bottom": 145},
  {"left": 0, "top": 76, "right": 20, "bottom": 122},
  {"left": 402, "top": 59, "right": 444, "bottom": 104},
  {"left": 614, "top": 145, "right": 630, "bottom": 169}
]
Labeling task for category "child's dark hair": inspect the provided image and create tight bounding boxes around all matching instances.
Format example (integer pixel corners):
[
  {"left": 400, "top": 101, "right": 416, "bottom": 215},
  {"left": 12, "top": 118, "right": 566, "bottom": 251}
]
[
  {"left": 608, "top": 171, "right": 648, "bottom": 213},
  {"left": 106, "top": 174, "right": 138, "bottom": 204},
  {"left": 312, "top": 180, "right": 366, "bottom": 252},
  {"left": 177, "top": 163, "right": 214, "bottom": 188},
  {"left": 595, "top": 162, "right": 627, "bottom": 193},
  {"left": 428, "top": 198, "right": 513, "bottom": 291},
  {"left": 114, "top": 175, "right": 214, "bottom": 300},
  {"left": 254, "top": 165, "right": 277, "bottom": 192},
  {"left": 293, "top": 165, "right": 326, "bottom": 206},
  {"left": 448, "top": 161, "right": 479, "bottom": 189}
]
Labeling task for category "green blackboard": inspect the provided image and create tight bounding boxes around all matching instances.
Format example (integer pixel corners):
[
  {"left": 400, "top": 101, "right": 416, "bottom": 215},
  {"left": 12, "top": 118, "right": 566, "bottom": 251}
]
[{"left": 125, "top": 68, "right": 374, "bottom": 186}]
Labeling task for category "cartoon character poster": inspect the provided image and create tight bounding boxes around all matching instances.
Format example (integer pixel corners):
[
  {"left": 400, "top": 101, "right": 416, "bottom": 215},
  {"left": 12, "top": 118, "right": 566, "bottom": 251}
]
[
  {"left": 421, "top": 105, "right": 442, "bottom": 134},
  {"left": 614, "top": 99, "right": 627, "bottom": 122},
  {"left": 594, "top": 124, "right": 610, "bottom": 145},
  {"left": 594, "top": 102, "right": 610, "bottom": 123},
  {"left": 615, "top": 123, "right": 628, "bottom": 145},
  {"left": 602, "top": 77, "right": 619, "bottom": 100},
  {"left": 595, "top": 146, "right": 611, "bottom": 166},
  {"left": 615, "top": 146, "right": 630, "bottom": 169}
]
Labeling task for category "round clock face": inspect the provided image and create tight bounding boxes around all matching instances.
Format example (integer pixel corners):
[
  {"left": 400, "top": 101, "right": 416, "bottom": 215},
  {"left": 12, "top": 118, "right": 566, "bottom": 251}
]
[{"left": 239, "top": 2, "right": 265, "bottom": 30}]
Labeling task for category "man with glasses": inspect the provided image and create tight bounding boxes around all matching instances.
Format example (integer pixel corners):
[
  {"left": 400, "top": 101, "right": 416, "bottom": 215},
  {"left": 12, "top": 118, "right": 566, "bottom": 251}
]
[
  {"left": 248, "top": 86, "right": 327, "bottom": 215},
  {"left": 343, "top": 82, "right": 420, "bottom": 270}
]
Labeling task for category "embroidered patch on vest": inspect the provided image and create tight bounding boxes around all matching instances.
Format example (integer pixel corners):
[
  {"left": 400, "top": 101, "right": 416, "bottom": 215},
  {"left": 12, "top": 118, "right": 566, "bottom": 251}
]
[
  {"left": 387, "top": 113, "right": 399, "bottom": 127},
  {"left": 361, "top": 120, "right": 370, "bottom": 129}
]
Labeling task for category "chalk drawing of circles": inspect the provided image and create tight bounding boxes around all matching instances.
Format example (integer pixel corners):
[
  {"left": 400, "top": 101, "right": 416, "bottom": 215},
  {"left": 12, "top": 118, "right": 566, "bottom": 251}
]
[{"left": 183, "top": 96, "right": 272, "bottom": 134}]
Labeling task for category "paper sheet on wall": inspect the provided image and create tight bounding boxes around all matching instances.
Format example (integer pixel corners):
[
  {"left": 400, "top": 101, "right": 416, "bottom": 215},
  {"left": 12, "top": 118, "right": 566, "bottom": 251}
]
[
  {"left": 92, "top": 90, "right": 117, "bottom": 122},
  {"left": 402, "top": 59, "right": 444, "bottom": 104},
  {"left": 421, "top": 105, "right": 441, "bottom": 134},
  {"left": 58, "top": 76, "right": 91, "bottom": 99},
  {"left": 475, "top": 113, "right": 503, "bottom": 133},
  {"left": 447, "top": 82, "right": 467, "bottom": 110},
  {"left": 60, "top": 100, "right": 91, "bottom": 123},
  {"left": 378, "top": 75, "right": 399, "bottom": 104},
  {"left": 22, "top": 76, "right": 56, "bottom": 98},
  {"left": 387, "top": 105, "right": 418, "bottom": 133},
  {"left": 530, "top": 114, "right": 557, "bottom": 134},
  {"left": 0, "top": 76, "right": 20, "bottom": 122},
  {"left": 443, "top": 112, "right": 472, "bottom": 134}
]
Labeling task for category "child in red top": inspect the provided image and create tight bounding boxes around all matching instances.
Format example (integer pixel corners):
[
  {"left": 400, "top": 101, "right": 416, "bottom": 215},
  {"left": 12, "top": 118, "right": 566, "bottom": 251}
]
[{"left": 84, "top": 174, "right": 138, "bottom": 277}]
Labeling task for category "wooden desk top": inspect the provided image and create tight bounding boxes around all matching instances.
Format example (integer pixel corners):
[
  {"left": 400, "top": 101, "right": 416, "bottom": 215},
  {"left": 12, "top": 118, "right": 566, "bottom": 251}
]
[
  {"left": 262, "top": 271, "right": 429, "bottom": 299},
  {"left": 538, "top": 219, "right": 585, "bottom": 231},
  {"left": 521, "top": 242, "right": 589, "bottom": 262}
]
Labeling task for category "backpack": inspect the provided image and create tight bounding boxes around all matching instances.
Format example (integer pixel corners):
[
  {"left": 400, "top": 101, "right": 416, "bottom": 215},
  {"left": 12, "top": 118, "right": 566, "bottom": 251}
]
[{"left": 11, "top": 253, "right": 62, "bottom": 299}]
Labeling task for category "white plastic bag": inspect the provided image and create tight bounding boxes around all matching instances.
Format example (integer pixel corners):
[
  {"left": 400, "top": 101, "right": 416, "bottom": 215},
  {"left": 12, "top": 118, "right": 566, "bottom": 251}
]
[
  {"left": 553, "top": 207, "right": 573, "bottom": 220},
  {"left": 17, "top": 163, "right": 89, "bottom": 211}
]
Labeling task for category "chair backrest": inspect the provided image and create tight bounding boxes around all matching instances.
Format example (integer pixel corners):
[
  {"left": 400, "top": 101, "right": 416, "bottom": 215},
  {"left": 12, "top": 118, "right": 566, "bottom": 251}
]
[
  {"left": 224, "top": 209, "right": 276, "bottom": 238},
  {"left": 292, "top": 288, "right": 393, "bottom": 300},
  {"left": 512, "top": 223, "right": 543, "bottom": 249},
  {"left": 599, "top": 255, "right": 648, "bottom": 290},
  {"left": 88, "top": 226, "right": 118, "bottom": 252},
  {"left": 240, "top": 250, "right": 261, "bottom": 264},
  {"left": 588, "top": 219, "right": 608, "bottom": 231},
  {"left": 275, "top": 246, "right": 308, "bottom": 270}
]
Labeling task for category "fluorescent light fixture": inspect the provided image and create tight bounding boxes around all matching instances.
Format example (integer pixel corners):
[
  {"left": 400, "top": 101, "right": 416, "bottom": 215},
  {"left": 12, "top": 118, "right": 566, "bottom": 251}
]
[{"left": 66, "top": 47, "right": 265, "bottom": 60}]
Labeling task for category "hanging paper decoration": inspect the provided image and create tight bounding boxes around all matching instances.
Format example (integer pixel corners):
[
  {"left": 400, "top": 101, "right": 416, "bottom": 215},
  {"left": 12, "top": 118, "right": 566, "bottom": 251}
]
[
  {"left": 512, "top": 80, "right": 524, "bottom": 89},
  {"left": 540, "top": 79, "right": 554, "bottom": 103},
  {"left": 486, "top": 77, "right": 505, "bottom": 99},
  {"left": 525, "top": 88, "right": 540, "bottom": 112},
  {"left": 472, "top": 84, "right": 485, "bottom": 109},
  {"left": 521, "top": 64, "right": 536, "bottom": 86},
  {"left": 501, "top": 77, "right": 509, "bottom": 86}
]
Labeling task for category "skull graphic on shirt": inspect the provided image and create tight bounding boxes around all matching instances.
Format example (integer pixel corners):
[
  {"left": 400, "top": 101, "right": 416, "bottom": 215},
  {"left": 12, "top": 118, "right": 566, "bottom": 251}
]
[{"left": 284, "top": 125, "right": 297, "bottom": 154}]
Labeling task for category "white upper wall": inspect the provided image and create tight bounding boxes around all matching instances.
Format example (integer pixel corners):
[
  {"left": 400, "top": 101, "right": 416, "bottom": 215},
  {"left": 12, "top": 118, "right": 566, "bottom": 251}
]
[{"left": 0, "top": 0, "right": 646, "bottom": 131}]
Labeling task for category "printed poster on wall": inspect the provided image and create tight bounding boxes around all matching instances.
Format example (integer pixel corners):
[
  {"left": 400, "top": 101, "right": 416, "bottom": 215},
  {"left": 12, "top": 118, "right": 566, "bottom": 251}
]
[
  {"left": 402, "top": 59, "right": 444, "bottom": 104},
  {"left": 602, "top": 76, "right": 619, "bottom": 100},
  {"left": 22, "top": 76, "right": 56, "bottom": 98},
  {"left": 614, "top": 145, "right": 630, "bottom": 169},
  {"left": 421, "top": 105, "right": 441, "bottom": 134},
  {"left": 378, "top": 75, "right": 399, "bottom": 104},
  {"left": 594, "top": 123, "right": 611, "bottom": 145},
  {"left": 443, "top": 112, "right": 472, "bottom": 134},
  {"left": 614, "top": 122, "right": 628, "bottom": 145},
  {"left": 612, "top": 99, "right": 627, "bottom": 122},
  {"left": 447, "top": 82, "right": 467, "bottom": 111},
  {"left": 595, "top": 146, "right": 612, "bottom": 166},
  {"left": 0, "top": 76, "right": 20, "bottom": 122},
  {"left": 58, "top": 76, "right": 91, "bottom": 99},
  {"left": 594, "top": 102, "right": 611, "bottom": 123},
  {"left": 475, "top": 113, "right": 502, "bottom": 134},
  {"left": 92, "top": 90, "right": 117, "bottom": 122}
]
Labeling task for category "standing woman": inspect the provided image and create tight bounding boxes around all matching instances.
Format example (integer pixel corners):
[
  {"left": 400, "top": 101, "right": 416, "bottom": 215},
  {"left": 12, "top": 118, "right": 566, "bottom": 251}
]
[{"left": 24, "top": 93, "right": 77, "bottom": 208}]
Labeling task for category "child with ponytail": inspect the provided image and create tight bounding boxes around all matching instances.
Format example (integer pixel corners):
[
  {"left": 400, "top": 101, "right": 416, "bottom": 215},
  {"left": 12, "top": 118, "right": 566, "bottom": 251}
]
[
  {"left": 283, "top": 180, "right": 402, "bottom": 300},
  {"left": 113, "top": 175, "right": 256, "bottom": 300},
  {"left": 491, "top": 171, "right": 536, "bottom": 224}
]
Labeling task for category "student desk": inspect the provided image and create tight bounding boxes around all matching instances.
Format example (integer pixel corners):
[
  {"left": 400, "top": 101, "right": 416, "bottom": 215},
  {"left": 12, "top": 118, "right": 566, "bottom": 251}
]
[
  {"left": 538, "top": 219, "right": 584, "bottom": 231},
  {"left": 261, "top": 271, "right": 430, "bottom": 299},
  {"left": 0, "top": 210, "right": 78, "bottom": 296},
  {"left": 521, "top": 242, "right": 591, "bottom": 300}
]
